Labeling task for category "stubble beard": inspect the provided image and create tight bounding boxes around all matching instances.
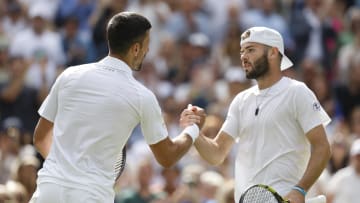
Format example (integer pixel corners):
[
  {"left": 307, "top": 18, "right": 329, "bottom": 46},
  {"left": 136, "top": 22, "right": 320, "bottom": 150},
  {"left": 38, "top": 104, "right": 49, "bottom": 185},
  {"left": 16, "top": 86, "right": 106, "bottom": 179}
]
[{"left": 246, "top": 53, "right": 270, "bottom": 79}]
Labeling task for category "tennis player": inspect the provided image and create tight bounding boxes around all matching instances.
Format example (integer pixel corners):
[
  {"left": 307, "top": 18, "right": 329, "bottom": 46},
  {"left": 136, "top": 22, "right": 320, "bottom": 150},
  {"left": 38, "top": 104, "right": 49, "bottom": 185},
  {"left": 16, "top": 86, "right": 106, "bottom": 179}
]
[
  {"left": 190, "top": 27, "right": 331, "bottom": 203},
  {"left": 29, "top": 12, "right": 203, "bottom": 203}
]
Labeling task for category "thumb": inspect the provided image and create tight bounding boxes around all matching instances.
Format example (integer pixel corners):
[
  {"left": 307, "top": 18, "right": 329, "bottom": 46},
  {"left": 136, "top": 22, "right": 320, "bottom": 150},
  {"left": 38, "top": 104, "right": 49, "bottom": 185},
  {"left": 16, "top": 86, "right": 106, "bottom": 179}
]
[{"left": 187, "top": 104, "right": 197, "bottom": 112}]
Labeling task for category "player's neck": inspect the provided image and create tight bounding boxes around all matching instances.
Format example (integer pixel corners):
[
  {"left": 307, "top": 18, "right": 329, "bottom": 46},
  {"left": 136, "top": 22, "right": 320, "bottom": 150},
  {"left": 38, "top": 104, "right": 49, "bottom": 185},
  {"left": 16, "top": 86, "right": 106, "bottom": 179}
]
[
  {"left": 109, "top": 53, "right": 133, "bottom": 70},
  {"left": 257, "top": 72, "right": 283, "bottom": 90}
]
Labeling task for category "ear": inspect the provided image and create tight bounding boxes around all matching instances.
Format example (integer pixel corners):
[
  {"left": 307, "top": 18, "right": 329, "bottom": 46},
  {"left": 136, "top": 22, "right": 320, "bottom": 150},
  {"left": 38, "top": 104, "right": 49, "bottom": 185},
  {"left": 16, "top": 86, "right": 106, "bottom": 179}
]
[
  {"left": 268, "top": 47, "right": 279, "bottom": 59},
  {"left": 132, "top": 43, "right": 141, "bottom": 57}
]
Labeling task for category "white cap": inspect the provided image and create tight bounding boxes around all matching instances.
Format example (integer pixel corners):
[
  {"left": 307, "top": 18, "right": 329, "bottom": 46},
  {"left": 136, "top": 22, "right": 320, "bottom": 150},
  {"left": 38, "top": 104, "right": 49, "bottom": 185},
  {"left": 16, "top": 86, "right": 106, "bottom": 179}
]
[
  {"left": 350, "top": 139, "right": 360, "bottom": 156},
  {"left": 240, "top": 27, "right": 293, "bottom": 71}
]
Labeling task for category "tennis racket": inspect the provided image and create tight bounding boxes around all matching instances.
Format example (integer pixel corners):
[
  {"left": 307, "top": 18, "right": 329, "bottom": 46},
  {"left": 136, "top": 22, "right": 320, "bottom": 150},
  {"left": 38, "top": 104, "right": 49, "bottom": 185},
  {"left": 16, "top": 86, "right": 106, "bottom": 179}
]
[
  {"left": 114, "top": 145, "right": 127, "bottom": 182},
  {"left": 239, "top": 184, "right": 326, "bottom": 203}
]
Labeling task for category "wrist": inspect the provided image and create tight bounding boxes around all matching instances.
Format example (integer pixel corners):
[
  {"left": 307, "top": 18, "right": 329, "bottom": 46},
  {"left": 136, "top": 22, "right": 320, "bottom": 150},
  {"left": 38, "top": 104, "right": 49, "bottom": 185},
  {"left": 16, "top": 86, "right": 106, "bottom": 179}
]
[
  {"left": 182, "top": 124, "right": 199, "bottom": 143},
  {"left": 292, "top": 185, "right": 307, "bottom": 197}
]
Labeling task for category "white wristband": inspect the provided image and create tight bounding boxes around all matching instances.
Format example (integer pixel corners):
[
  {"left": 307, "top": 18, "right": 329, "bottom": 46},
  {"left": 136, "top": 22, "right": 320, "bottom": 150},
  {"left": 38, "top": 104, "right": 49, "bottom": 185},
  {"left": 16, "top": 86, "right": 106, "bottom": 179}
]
[{"left": 182, "top": 124, "right": 199, "bottom": 143}]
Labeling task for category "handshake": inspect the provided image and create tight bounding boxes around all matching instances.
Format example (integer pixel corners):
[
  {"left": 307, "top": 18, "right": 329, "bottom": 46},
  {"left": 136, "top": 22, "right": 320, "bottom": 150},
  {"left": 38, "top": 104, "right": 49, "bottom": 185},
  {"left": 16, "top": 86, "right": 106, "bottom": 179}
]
[{"left": 179, "top": 104, "right": 207, "bottom": 143}]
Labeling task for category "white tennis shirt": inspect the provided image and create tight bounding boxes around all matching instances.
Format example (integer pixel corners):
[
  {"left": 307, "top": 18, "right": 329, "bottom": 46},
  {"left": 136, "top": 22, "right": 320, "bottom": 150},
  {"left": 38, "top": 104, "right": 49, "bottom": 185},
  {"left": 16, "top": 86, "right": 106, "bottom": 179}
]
[
  {"left": 221, "top": 77, "right": 331, "bottom": 202},
  {"left": 37, "top": 56, "right": 168, "bottom": 201}
]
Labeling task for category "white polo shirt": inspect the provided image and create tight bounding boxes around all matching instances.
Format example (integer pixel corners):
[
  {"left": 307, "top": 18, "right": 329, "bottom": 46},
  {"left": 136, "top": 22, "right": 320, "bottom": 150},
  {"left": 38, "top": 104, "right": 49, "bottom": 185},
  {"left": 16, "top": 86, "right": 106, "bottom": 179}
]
[
  {"left": 37, "top": 56, "right": 168, "bottom": 201},
  {"left": 220, "top": 77, "right": 330, "bottom": 202}
]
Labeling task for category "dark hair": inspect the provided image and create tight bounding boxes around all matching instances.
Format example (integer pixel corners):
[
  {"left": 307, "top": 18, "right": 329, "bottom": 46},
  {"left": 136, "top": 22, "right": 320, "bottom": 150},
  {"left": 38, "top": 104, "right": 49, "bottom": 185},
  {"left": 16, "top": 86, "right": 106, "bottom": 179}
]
[{"left": 106, "top": 12, "right": 152, "bottom": 55}]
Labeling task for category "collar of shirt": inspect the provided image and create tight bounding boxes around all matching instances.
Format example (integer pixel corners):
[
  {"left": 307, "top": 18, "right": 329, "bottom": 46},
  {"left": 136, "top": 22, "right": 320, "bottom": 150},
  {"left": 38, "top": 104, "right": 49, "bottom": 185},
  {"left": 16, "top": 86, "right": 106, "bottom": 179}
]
[
  {"left": 98, "top": 56, "right": 132, "bottom": 75},
  {"left": 254, "top": 76, "right": 290, "bottom": 96}
]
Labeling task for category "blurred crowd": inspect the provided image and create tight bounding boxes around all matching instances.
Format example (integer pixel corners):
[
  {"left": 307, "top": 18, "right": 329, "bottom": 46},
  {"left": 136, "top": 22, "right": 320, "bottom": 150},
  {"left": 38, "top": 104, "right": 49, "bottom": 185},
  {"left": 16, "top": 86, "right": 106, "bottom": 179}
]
[{"left": 0, "top": 0, "right": 360, "bottom": 202}]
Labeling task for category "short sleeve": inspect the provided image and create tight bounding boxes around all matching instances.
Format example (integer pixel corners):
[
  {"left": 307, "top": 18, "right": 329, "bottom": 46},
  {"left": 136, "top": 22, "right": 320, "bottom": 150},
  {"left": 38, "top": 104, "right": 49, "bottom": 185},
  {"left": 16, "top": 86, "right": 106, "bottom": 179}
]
[
  {"left": 294, "top": 84, "right": 331, "bottom": 134},
  {"left": 38, "top": 72, "right": 64, "bottom": 122},
  {"left": 220, "top": 95, "right": 240, "bottom": 140},
  {"left": 140, "top": 90, "right": 168, "bottom": 145}
]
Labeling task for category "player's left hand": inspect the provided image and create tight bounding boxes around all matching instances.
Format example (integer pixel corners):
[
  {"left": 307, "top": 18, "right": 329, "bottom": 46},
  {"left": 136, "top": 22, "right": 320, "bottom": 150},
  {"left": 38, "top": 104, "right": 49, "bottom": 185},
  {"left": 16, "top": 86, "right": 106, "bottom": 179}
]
[{"left": 284, "top": 190, "right": 305, "bottom": 203}]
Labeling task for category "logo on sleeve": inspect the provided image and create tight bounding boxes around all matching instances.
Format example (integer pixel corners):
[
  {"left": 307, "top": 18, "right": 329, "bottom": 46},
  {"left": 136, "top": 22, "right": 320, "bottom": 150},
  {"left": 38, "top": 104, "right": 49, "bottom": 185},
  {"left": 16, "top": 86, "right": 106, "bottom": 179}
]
[{"left": 313, "top": 102, "right": 321, "bottom": 111}]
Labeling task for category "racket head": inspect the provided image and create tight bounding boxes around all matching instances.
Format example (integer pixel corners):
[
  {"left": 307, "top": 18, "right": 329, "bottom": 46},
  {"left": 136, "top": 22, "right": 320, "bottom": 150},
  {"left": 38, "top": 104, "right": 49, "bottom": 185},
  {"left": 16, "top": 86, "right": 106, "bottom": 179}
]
[{"left": 239, "top": 184, "right": 288, "bottom": 203}]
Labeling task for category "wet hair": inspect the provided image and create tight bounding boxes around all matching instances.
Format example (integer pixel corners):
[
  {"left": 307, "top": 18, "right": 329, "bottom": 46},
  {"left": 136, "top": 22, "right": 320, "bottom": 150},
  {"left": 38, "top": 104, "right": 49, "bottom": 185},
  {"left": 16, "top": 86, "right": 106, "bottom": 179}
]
[{"left": 106, "top": 12, "right": 152, "bottom": 55}]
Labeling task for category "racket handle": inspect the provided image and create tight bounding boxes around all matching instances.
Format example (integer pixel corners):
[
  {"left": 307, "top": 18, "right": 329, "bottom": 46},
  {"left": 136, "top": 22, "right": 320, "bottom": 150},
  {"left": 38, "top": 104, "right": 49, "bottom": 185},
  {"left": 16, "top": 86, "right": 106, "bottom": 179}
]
[{"left": 305, "top": 195, "right": 326, "bottom": 203}]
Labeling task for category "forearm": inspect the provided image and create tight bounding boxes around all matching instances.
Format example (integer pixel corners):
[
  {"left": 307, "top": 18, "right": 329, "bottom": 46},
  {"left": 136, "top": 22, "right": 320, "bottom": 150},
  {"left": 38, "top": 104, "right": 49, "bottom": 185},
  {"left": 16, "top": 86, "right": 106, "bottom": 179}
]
[
  {"left": 296, "top": 143, "right": 331, "bottom": 191},
  {"left": 33, "top": 117, "right": 54, "bottom": 159},
  {"left": 194, "top": 133, "right": 226, "bottom": 165},
  {"left": 34, "top": 132, "right": 52, "bottom": 159},
  {"left": 170, "top": 134, "right": 194, "bottom": 164}
]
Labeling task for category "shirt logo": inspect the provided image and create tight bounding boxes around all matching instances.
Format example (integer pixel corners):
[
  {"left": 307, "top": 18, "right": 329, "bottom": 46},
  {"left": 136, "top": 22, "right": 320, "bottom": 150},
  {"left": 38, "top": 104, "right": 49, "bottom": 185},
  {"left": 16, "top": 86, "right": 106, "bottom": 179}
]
[{"left": 313, "top": 102, "right": 321, "bottom": 111}]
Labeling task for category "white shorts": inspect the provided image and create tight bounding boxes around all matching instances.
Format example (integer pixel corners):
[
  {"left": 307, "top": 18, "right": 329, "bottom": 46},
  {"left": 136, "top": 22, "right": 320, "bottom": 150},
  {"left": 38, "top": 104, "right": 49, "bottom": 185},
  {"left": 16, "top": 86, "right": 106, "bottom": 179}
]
[{"left": 29, "top": 182, "right": 108, "bottom": 203}]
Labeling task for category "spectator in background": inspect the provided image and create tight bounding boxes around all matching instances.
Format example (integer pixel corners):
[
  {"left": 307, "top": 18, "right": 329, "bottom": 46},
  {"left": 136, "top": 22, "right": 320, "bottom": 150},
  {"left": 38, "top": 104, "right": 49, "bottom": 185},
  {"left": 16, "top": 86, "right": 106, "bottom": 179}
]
[
  {"left": 289, "top": 0, "right": 337, "bottom": 72},
  {"left": 171, "top": 164, "right": 204, "bottom": 203},
  {"left": 1, "top": 0, "right": 27, "bottom": 42},
  {"left": 0, "top": 184, "right": 12, "bottom": 202},
  {"left": 241, "top": 0, "right": 293, "bottom": 50},
  {"left": 307, "top": 69, "right": 344, "bottom": 141},
  {"left": 337, "top": 6, "right": 360, "bottom": 84},
  {"left": 327, "top": 137, "right": 350, "bottom": 175},
  {"left": 18, "top": 0, "right": 60, "bottom": 21},
  {"left": 0, "top": 117, "right": 22, "bottom": 184},
  {"left": 127, "top": 0, "right": 171, "bottom": 59},
  {"left": 215, "top": 179, "right": 235, "bottom": 203},
  {"left": 54, "top": 0, "right": 96, "bottom": 35},
  {"left": 91, "top": 0, "right": 128, "bottom": 59},
  {"left": 10, "top": 3, "right": 66, "bottom": 67},
  {"left": 198, "top": 170, "right": 224, "bottom": 203},
  {"left": 115, "top": 159, "right": 164, "bottom": 203},
  {"left": 61, "top": 16, "right": 95, "bottom": 67},
  {"left": 0, "top": 57, "right": 40, "bottom": 132},
  {"left": 203, "top": 0, "right": 244, "bottom": 44},
  {"left": 5, "top": 180, "right": 28, "bottom": 203},
  {"left": 335, "top": 52, "right": 360, "bottom": 122},
  {"left": 164, "top": 0, "right": 211, "bottom": 42},
  {"left": 212, "top": 67, "right": 252, "bottom": 118},
  {"left": 327, "top": 139, "right": 360, "bottom": 203},
  {"left": 11, "top": 155, "right": 39, "bottom": 202},
  {"left": 151, "top": 34, "right": 182, "bottom": 90}
]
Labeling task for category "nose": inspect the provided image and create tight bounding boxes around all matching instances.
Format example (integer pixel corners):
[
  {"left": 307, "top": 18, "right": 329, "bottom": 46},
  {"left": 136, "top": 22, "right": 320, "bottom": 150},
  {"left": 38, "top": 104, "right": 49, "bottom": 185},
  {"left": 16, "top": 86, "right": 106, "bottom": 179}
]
[{"left": 240, "top": 52, "right": 247, "bottom": 64}]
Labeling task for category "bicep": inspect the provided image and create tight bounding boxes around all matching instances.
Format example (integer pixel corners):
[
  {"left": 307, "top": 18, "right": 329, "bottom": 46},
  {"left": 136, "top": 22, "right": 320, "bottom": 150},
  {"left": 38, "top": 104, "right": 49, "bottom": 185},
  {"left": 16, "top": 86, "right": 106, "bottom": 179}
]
[{"left": 305, "top": 125, "right": 330, "bottom": 150}]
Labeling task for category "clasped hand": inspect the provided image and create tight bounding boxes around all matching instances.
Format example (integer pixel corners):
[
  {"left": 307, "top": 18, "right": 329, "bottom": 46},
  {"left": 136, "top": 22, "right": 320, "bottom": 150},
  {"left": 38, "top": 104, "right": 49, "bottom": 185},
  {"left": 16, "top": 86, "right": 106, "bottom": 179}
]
[{"left": 179, "top": 104, "right": 206, "bottom": 129}]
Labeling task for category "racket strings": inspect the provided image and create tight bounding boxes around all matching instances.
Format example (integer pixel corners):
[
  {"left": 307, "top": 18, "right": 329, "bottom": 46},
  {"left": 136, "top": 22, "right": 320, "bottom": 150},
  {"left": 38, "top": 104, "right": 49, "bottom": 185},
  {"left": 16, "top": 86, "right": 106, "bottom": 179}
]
[{"left": 242, "top": 187, "right": 279, "bottom": 203}]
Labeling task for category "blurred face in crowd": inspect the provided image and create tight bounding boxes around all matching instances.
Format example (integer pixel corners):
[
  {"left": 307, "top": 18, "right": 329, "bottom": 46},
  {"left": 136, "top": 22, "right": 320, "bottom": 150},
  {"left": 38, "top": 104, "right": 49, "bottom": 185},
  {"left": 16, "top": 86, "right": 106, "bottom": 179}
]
[
  {"left": 240, "top": 42, "right": 270, "bottom": 79},
  {"left": 31, "top": 16, "right": 46, "bottom": 34}
]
